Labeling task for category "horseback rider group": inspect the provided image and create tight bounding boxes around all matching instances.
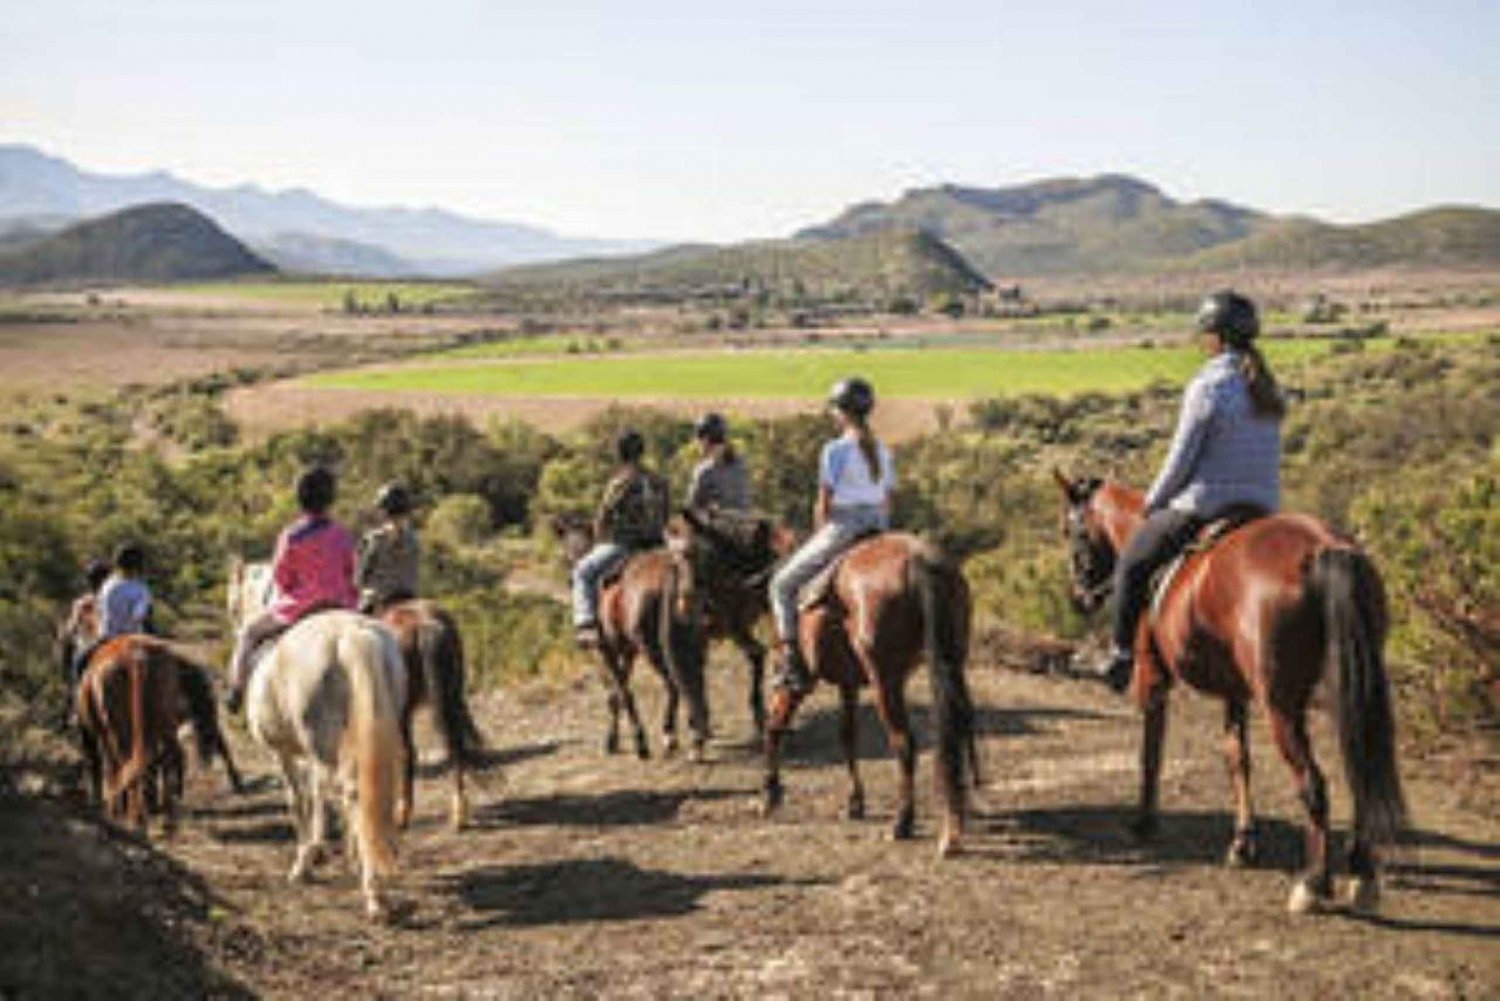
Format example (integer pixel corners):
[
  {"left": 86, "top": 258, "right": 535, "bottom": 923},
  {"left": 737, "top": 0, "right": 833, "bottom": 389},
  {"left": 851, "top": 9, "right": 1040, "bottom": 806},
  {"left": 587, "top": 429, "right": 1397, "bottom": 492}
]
[{"left": 66, "top": 289, "right": 1284, "bottom": 718}]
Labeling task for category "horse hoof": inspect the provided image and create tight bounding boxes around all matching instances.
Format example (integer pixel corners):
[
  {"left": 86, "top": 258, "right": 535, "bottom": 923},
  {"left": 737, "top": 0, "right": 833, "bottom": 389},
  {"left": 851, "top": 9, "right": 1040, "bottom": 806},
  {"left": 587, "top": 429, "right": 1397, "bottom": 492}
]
[
  {"left": 662, "top": 736, "right": 679, "bottom": 758},
  {"left": 761, "top": 780, "right": 784, "bottom": 817},
  {"left": 450, "top": 797, "right": 471, "bottom": 833},
  {"left": 604, "top": 734, "right": 621, "bottom": 756},
  {"left": 1347, "top": 877, "right": 1380, "bottom": 915},
  {"left": 1287, "top": 879, "right": 1329, "bottom": 915},
  {"left": 365, "top": 896, "right": 391, "bottom": 924},
  {"left": 395, "top": 806, "right": 412, "bottom": 830},
  {"left": 1225, "top": 835, "right": 1258, "bottom": 869},
  {"left": 891, "top": 814, "right": 915, "bottom": 841},
  {"left": 936, "top": 834, "right": 962, "bottom": 859},
  {"left": 688, "top": 742, "right": 707, "bottom": 765},
  {"left": 634, "top": 737, "right": 651, "bottom": 761},
  {"left": 844, "top": 797, "right": 866, "bottom": 821}
]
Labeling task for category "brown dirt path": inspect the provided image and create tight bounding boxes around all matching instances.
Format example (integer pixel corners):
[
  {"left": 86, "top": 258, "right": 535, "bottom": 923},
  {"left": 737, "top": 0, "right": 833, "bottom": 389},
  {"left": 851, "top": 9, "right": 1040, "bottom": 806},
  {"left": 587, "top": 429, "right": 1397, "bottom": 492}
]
[{"left": 5, "top": 657, "right": 1497, "bottom": 999}]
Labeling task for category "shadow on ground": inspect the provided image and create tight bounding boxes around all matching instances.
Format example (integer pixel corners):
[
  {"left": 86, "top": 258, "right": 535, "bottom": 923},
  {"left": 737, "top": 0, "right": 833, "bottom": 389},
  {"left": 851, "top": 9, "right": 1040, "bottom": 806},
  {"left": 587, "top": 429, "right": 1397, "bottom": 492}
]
[
  {"left": 448, "top": 855, "right": 818, "bottom": 929},
  {"left": 473, "top": 786, "right": 743, "bottom": 829}
]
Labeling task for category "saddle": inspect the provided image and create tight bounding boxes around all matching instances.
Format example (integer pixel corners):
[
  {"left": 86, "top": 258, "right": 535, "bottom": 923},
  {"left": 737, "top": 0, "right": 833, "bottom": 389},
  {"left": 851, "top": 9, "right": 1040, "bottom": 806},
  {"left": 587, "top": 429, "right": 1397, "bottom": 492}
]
[
  {"left": 797, "top": 528, "right": 884, "bottom": 612},
  {"left": 246, "top": 605, "right": 347, "bottom": 665},
  {"left": 1148, "top": 505, "right": 1268, "bottom": 620}
]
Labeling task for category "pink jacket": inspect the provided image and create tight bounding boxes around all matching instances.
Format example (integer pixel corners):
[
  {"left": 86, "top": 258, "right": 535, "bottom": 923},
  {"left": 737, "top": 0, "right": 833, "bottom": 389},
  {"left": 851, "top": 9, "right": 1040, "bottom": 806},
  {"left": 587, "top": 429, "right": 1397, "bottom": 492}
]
[{"left": 270, "top": 516, "right": 358, "bottom": 624}]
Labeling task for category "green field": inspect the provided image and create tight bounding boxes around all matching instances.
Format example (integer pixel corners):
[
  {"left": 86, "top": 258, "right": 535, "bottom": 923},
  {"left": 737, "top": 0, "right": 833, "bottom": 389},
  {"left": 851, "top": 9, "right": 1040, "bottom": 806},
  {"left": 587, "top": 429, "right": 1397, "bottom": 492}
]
[
  {"left": 167, "top": 279, "right": 482, "bottom": 308},
  {"left": 304, "top": 338, "right": 1357, "bottom": 399}
]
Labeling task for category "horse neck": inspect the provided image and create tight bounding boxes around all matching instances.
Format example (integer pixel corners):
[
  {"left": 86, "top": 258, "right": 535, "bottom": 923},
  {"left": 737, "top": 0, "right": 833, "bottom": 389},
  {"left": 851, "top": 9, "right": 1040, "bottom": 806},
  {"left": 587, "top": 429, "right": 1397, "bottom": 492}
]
[{"left": 1094, "top": 483, "right": 1147, "bottom": 555}]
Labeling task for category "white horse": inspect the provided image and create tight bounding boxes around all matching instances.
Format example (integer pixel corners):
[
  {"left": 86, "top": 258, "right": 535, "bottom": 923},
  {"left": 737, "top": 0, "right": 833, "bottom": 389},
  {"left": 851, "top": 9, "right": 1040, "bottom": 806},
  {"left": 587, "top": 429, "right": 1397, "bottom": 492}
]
[{"left": 227, "top": 558, "right": 408, "bottom": 921}]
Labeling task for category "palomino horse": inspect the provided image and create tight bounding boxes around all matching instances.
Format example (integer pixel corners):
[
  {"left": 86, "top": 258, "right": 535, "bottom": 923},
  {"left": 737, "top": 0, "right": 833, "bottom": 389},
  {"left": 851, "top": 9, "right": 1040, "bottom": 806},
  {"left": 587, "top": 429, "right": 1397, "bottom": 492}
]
[
  {"left": 75, "top": 636, "right": 240, "bottom": 832},
  {"left": 230, "top": 559, "right": 482, "bottom": 830},
  {"left": 241, "top": 609, "right": 407, "bottom": 921},
  {"left": 1054, "top": 472, "right": 1406, "bottom": 914},
  {"left": 554, "top": 515, "right": 711, "bottom": 760},
  {"left": 762, "top": 533, "right": 976, "bottom": 858}
]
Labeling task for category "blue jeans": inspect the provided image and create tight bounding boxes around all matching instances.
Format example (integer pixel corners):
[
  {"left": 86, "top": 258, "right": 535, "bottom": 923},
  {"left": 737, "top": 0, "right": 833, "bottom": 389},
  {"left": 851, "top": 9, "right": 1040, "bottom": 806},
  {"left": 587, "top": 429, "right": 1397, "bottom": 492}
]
[
  {"left": 571, "top": 542, "right": 629, "bottom": 627},
  {"left": 769, "top": 505, "right": 886, "bottom": 642}
]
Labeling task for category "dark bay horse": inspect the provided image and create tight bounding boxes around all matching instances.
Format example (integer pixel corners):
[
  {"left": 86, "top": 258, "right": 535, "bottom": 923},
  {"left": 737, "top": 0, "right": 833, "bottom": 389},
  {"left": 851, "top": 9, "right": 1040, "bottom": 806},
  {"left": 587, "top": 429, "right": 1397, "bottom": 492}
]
[
  {"left": 75, "top": 636, "right": 241, "bottom": 833},
  {"left": 554, "top": 516, "right": 713, "bottom": 761},
  {"left": 762, "top": 533, "right": 976, "bottom": 858},
  {"left": 378, "top": 599, "right": 484, "bottom": 830},
  {"left": 1054, "top": 472, "right": 1406, "bottom": 913}
]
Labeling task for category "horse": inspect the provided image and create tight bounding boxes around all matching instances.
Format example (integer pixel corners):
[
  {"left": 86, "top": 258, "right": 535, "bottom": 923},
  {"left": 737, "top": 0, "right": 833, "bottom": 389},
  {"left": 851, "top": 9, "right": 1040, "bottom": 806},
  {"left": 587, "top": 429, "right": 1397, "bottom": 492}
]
[
  {"left": 553, "top": 515, "right": 713, "bottom": 760},
  {"left": 75, "top": 636, "right": 239, "bottom": 833},
  {"left": 377, "top": 599, "right": 483, "bottom": 831},
  {"left": 230, "top": 558, "right": 482, "bottom": 831},
  {"left": 1053, "top": 471, "right": 1407, "bottom": 914},
  {"left": 240, "top": 609, "right": 408, "bottom": 921},
  {"left": 761, "top": 532, "right": 977, "bottom": 858}
]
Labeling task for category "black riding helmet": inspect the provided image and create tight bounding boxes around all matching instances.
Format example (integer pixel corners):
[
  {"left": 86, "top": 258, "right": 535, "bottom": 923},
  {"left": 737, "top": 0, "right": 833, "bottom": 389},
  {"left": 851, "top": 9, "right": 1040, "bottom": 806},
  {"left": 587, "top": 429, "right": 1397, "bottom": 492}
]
[
  {"left": 113, "top": 542, "right": 145, "bottom": 574},
  {"left": 828, "top": 377, "right": 875, "bottom": 418},
  {"left": 375, "top": 481, "right": 413, "bottom": 517},
  {"left": 616, "top": 429, "right": 646, "bottom": 464},
  {"left": 694, "top": 412, "right": 728, "bottom": 444},
  {"left": 1196, "top": 291, "right": 1260, "bottom": 348},
  {"left": 296, "top": 466, "right": 337, "bottom": 514}
]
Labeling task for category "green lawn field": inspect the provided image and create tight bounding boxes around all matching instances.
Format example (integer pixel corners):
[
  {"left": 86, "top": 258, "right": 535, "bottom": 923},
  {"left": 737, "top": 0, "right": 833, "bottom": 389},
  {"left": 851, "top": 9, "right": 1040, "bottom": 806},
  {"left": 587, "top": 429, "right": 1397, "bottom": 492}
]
[{"left": 303, "top": 338, "right": 1356, "bottom": 399}]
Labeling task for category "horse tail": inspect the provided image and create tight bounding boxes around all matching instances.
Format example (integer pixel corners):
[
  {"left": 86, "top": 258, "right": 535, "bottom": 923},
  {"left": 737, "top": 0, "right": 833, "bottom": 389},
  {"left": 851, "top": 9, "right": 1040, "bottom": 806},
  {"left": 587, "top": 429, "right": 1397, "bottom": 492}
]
[
  {"left": 173, "top": 655, "right": 221, "bottom": 769},
  {"left": 660, "top": 554, "right": 710, "bottom": 742},
  {"left": 911, "top": 549, "right": 976, "bottom": 813},
  {"left": 342, "top": 626, "right": 404, "bottom": 878},
  {"left": 419, "top": 608, "right": 483, "bottom": 766},
  {"left": 1313, "top": 547, "right": 1407, "bottom": 846},
  {"left": 108, "top": 646, "right": 152, "bottom": 821}
]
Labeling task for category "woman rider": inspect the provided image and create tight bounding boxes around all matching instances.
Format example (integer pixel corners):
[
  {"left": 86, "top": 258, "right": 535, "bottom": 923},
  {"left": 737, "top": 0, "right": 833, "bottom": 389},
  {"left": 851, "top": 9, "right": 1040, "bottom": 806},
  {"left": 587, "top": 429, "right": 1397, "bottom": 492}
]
[
  {"left": 357, "top": 481, "right": 420, "bottom": 613},
  {"left": 571, "top": 429, "right": 670, "bottom": 647},
  {"left": 768, "top": 377, "right": 893, "bottom": 694},
  {"left": 1097, "top": 290, "right": 1286, "bottom": 692},
  {"left": 225, "top": 467, "right": 359, "bottom": 711},
  {"left": 686, "top": 412, "right": 751, "bottom": 514}
]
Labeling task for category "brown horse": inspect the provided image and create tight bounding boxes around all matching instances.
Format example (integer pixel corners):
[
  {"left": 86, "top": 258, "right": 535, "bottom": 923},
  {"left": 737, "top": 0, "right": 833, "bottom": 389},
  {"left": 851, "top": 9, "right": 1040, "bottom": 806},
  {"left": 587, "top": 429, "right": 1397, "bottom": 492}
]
[
  {"left": 762, "top": 533, "right": 976, "bottom": 857},
  {"left": 1054, "top": 472, "right": 1407, "bottom": 914},
  {"left": 554, "top": 515, "right": 714, "bottom": 760},
  {"left": 75, "top": 636, "right": 241, "bottom": 832},
  {"left": 378, "top": 599, "right": 483, "bottom": 831}
]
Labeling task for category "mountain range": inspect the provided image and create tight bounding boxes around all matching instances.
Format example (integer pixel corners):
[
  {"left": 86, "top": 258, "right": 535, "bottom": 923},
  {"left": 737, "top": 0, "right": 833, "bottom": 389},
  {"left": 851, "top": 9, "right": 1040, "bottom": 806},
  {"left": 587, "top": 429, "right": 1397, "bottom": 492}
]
[{"left": 0, "top": 144, "right": 653, "bottom": 276}]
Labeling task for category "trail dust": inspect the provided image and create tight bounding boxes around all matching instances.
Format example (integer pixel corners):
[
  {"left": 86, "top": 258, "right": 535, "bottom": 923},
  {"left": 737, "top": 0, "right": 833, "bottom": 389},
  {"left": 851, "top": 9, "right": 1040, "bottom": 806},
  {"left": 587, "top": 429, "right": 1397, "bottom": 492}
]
[{"left": 3, "top": 653, "right": 1496, "bottom": 998}]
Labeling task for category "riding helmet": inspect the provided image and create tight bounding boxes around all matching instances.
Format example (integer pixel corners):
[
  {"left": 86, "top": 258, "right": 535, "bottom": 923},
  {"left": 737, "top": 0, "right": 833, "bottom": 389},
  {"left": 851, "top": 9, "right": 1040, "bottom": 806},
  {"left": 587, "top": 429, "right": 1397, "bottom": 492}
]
[
  {"left": 1196, "top": 291, "right": 1260, "bottom": 347},
  {"left": 616, "top": 429, "right": 646, "bottom": 463},
  {"left": 694, "top": 412, "right": 728, "bottom": 444},
  {"left": 296, "top": 466, "right": 337, "bottom": 514},
  {"left": 375, "top": 481, "right": 413, "bottom": 516},
  {"left": 828, "top": 377, "right": 875, "bottom": 418},
  {"left": 113, "top": 542, "right": 145, "bottom": 574}
]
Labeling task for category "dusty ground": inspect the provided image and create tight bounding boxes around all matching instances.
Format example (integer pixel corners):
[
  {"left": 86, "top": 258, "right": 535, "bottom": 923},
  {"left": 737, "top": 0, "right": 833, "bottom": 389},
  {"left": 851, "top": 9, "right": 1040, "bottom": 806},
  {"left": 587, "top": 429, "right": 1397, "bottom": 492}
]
[{"left": 4, "top": 652, "right": 1495, "bottom": 1000}]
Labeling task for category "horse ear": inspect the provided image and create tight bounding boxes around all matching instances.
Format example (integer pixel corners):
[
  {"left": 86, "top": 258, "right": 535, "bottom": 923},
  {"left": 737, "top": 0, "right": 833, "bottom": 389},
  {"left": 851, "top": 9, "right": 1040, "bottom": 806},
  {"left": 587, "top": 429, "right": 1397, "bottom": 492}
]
[{"left": 1051, "top": 468, "right": 1074, "bottom": 498}]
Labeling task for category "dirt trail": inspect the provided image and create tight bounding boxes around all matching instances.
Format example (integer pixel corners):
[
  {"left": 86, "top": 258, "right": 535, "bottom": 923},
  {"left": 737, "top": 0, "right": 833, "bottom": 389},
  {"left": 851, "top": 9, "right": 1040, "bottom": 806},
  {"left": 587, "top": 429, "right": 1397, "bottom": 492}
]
[{"left": 5, "top": 656, "right": 1497, "bottom": 999}]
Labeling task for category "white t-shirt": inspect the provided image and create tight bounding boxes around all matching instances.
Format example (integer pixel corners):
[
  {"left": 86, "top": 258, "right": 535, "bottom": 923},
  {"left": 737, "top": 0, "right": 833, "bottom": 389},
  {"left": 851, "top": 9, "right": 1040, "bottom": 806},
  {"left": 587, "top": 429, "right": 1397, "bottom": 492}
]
[{"left": 819, "top": 433, "right": 894, "bottom": 508}]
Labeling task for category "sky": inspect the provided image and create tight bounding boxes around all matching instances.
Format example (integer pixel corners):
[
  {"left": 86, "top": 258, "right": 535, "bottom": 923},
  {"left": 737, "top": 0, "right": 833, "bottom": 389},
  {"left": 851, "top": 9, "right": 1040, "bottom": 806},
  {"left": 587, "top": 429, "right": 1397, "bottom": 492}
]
[{"left": 3, "top": 0, "right": 1497, "bottom": 242}]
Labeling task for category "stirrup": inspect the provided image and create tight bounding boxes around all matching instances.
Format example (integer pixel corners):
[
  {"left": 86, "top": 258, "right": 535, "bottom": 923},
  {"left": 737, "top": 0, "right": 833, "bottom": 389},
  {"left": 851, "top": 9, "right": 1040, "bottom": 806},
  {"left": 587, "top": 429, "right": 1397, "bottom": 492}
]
[{"left": 773, "top": 645, "right": 814, "bottom": 696}]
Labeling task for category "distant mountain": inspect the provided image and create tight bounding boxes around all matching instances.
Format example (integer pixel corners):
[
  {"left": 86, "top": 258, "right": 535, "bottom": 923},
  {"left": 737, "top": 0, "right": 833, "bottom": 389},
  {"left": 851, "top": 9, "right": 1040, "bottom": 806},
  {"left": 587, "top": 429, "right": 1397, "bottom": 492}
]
[
  {"left": 800, "top": 175, "right": 1271, "bottom": 275},
  {"left": 488, "top": 228, "right": 991, "bottom": 303},
  {"left": 1184, "top": 206, "right": 1500, "bottom": 271},
  {"left": 0, "top": 144, "right": 655, "bottom": 276},
  {"left": 0, "top": 202, "right": 275, "bottom": 286},
  {"left": 253, "top": 231, "right": 416, "bottom": 278}
]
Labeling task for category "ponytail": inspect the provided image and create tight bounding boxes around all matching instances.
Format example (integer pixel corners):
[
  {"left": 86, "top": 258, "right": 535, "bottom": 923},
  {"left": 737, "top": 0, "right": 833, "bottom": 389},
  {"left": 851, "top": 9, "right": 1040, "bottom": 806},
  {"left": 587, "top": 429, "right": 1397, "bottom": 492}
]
[
  {"left": 1238, "top": 344, "right": 1286, "bottom": 419},
  {"left": 854, "top": 419, "right": 884, "bottom": 484}
]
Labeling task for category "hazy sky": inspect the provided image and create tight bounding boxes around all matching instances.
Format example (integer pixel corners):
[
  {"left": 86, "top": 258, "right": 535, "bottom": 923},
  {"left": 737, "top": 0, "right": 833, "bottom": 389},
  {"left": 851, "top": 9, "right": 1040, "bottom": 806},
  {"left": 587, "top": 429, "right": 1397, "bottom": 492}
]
[{"left": 3, "top": 0, "right": 1497, "bottom": 241}]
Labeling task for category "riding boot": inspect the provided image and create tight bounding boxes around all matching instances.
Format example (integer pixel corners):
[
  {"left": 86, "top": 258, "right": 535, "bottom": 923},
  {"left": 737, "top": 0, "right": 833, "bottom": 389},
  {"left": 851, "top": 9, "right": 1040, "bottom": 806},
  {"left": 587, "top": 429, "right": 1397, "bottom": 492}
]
[
  {"left": 1091, "top": 647, "right": 1134, "bottom": 694},
  {"left": 224, "top": 686, "right": 243, "bottom": 714},
  {"left": 773, "top": 640, "right": 814, "bottom": 696}
]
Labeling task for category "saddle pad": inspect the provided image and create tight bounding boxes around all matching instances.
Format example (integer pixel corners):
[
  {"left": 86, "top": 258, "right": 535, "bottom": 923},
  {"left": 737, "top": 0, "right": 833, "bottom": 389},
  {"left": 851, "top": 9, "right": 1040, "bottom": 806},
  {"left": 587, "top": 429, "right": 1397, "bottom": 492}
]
[{"left": 796, "top": 529, "right": 882, "bottom": 612}]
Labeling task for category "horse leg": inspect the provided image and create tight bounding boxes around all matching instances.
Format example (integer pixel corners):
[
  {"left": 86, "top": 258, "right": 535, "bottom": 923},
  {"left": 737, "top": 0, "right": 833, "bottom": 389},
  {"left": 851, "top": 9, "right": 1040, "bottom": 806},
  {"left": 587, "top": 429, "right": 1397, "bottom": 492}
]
[
  {"left": 839, "top": 684, "right": 865, "bottom": 820},
  {"left": 159, "top": 738, "right": 184, "bottom": 837},
  {"left": 280, "top": 753, "right": 318, "bottom": 883},
  {"left": 1270, "top": 709, "right": 1333, "bottom": 914},
  {"left": 616, "top": 651, "right": 650, "bottom": 760},
  {"left": 736, "top": 630, "right": 768, "bottom": 737},
  {"left": 79, "top": 726, "right": 103, "bottom": 807},
  {"left": 1131, "top": 676, "right": 1169, "bottom": 840},
  {"left": 865, "top": 666, "right": 916, "bottom": 841},
  {"left": 1222, "top": 699, "right": 1257, "bottom": 866},
  {"left": 644, "top": 642, "right": 681, "bottom": 758},
  {"left": 395, "top": 700, "right": 416, "bottom": 830},
  {"left": 761, "top": 687, "right": 808, "bottom": 816}
]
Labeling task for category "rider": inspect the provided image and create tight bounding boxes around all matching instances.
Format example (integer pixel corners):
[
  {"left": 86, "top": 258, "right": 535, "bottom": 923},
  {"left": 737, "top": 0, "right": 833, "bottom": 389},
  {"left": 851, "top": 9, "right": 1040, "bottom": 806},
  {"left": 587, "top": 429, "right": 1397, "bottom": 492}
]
[
  {"left": 1096, "top": 290, "right": 1286, "bottom": 693},
  {"left": 225, "top": 467, "right": 359, "bottom": 711},
  {"left": 570, "top": 429, "right": 669, "bottom": 647},
  {"left": 686, "top": 412, "right": 751, "bottom": 514},
  {"left": 61, "top": 557, "right": 121, "bottom": 721},
  {"left": 768, "top": 377, "right": 893, "bottom": 695},
  {"left": 357, "top": 481, "right": 420, "bottom": 613}
]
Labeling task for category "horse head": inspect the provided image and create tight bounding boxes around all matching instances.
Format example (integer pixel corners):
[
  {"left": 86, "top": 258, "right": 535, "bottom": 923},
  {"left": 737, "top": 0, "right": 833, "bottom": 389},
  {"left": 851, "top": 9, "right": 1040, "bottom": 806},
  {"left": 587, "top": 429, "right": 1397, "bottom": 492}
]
[
  {"left": 226, "top": 557, "right": 275, "bottom": 629},
  {"left": 1051, "top": 468, "right": 1116, "bottom": 614}
]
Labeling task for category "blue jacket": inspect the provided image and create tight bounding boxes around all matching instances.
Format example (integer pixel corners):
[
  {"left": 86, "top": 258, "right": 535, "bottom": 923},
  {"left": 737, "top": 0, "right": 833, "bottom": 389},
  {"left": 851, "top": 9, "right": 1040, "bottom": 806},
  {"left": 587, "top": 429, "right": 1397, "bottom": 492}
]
[{"left": 1145, "top": 352, "right": 1281, "bottom": 517}]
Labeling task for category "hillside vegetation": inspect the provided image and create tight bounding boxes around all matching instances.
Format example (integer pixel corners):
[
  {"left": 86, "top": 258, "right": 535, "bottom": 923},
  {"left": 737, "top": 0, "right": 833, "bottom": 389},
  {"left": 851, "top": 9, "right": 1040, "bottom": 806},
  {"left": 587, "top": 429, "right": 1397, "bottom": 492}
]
[
  {"left": 0, "top": 202, "right": 275, "bottom": 286},
  {"left": 485, "top": 228, "right": 992, "bottom": 307},
  {"left": 1186, "top": 206, "right": 1500, "bottom": 271}
]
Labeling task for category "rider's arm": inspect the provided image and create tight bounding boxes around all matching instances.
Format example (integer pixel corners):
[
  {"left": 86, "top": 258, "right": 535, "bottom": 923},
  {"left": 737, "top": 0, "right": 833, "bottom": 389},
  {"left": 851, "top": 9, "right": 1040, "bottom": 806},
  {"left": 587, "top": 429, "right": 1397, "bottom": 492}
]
[
  {"left": 814, "top": 484, "right": 833, "bottom": 529},
  {"left": 594, "top": 475, "right": 625, "bottom": 539},
  {"left": 1144, "top": 377, "right": 1215, "bottom": 512}
]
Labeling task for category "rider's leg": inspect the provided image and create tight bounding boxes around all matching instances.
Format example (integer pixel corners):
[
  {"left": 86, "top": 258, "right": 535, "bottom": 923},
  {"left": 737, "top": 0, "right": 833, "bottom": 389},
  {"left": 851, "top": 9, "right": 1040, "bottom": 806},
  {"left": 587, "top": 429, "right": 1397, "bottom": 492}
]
[
  {"left": 571, "top": 542, "right": 627, "bottom": 639},
  {"left": 226, "top": 610, "right": 284, "bottom": 709},
  {"left": 767, "top": 523, "right": 850, "bottom": 693},
  {"left": 1103, "top": 508, "right": 1201, "bottom": 692}
]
